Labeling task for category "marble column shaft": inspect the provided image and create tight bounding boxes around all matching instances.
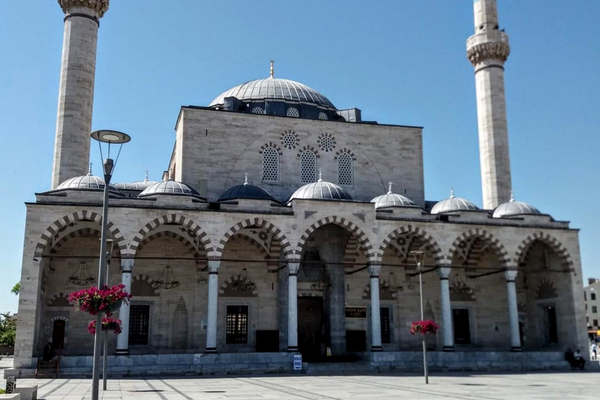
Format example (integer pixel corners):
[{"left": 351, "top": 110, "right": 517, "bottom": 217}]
[
  {"left": 206, "top": 260, "right": 220, "bottom": 353},
  {"left": 505, "top": 270, "right": 521, "bottom": 351},
  {"left": 287, "top": 262, "right": 300, "bottom": 352},
  {"left": 116, "top": 259, "right": 133, "bottom": 355},
  {"left": 438, "top": 267, "right": 454, "bottom": 351},
  {"left": 368, "top": 265, "right": 382, "bottom": 351}
]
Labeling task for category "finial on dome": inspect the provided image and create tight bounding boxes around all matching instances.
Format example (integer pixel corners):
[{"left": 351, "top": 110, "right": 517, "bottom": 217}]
[
  {"left": 244, "top": 172, "right": 249, "bottom": 185},
  {"left": 145, "top": 170, "right": 149, "bottom": 181},
  {"left": 450, "top": 187, "right": 455, "bottom": 198},
  {"left": 88, "top": 162, "right": 93, "bottom": 176},
  {"left": 168, "top": 168, "right": 174, "bottom": 181},
  {"left": 509, "top": 189, "right": 515, "bottom": 202},
  {"left": 387, "top": 182, "right": 393, "bottom": 194},
  {"left": 318, "top": 169, "right": 323, "bottom": 182}
]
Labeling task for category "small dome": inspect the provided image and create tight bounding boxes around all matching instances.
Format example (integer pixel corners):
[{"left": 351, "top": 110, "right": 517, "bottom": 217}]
[
  {"left": 288, "top": 173, "right": 352, "bottom": 204},
  {"left": 218, "top": 174, "right": 279, "bottom": 203},
  {"left": 139, "top": 179, "right": 205, "bottom": 200},
  {"left": 55, "top": 164, "right": 120, "bottom": 194},
  {"left": 493, "top": 192, "right": 541, "bottom": 218},
  {"left": 431, "top": 189, "right": 479, "bottom": 214},
  {"left": 371, "top": 183, "right": 416, "bottom": 209},
  {"left": 114, "top": 172, "right": 159, "bottom": 191}
]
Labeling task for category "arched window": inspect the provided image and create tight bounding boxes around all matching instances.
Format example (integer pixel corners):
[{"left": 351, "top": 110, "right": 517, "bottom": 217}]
[
  {"left": 300, "top": 150, "right": 317, "bottom": 183},
  {"left": 337, "top": 152, "right": 353, "bottom": 186},
  {"left": 251, "top": 106, "right": 265, "bottom": 114},
  {"left": 262, "top": 147, "right": 279, "bottom": 182},
  {"left": 286, "top": 107, "right": 299, "bottom": 118}
]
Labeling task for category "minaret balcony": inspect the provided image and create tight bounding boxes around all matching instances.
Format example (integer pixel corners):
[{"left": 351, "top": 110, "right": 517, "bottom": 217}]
[{"left": 467, "top": 31, "right": 510, "bottom": 66}]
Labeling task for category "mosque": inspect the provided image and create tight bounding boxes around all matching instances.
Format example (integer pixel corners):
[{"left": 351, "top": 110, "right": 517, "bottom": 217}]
[{"left": 11, "top": 0, "right": 586, "bottom": 376}]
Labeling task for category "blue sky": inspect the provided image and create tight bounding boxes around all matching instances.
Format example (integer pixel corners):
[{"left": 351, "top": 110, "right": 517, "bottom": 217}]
[{"left": 0, "top": 1, "right": 598, "bottom": 313}]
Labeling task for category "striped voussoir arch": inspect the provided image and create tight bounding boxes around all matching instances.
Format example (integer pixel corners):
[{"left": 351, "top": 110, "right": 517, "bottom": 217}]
[
  {"left": 267, "top": 236, "right": 283, "bottom": 269},
  {"left": 130, "top": 214, "right": 212, "bottom": 257},
  {"left": 447, "top": 228, "right": 510, "bottom": 267},
  {"left": 376, "top": 225, "right": 443, "bottom": 265},
  {"left": 343, "top": 236, "right": 360, "bottom": 269},
  {"left": 296, "top": 216, "right": 375, "bottom": 262},
  {"left": 515, "top": 232, "right": 574, "bottom": 269},
  {"left": 215, "top": 218, "right": 293, "bottom": 261},
  {"left": 49, "top": 228, "right": 101, "bottom": 254},
  {"left": 136, "top": 231, "right": 203, "bottom": 258},
  {"left": 34, "top": 210, "right": 126, "bottom": 259},
  {"left": 229, "top": 233, "right": 268, "bottom": 257}
]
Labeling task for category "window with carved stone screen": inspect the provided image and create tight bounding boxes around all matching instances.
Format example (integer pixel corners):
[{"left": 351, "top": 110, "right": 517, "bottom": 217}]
[
  {"left": 337, "top": 152, "right": 353, "bottom": 186},
  {"left": 380, "top": 307, "right": 391, "bottom": 344},
  {"left": 262, "top": 147, "right": 279, "bottom": 182},
  {"left": 251, "top": 106, "right": 265, "bottom": 114},
  {"left": 226, "top": 305, "right": 248, "bottom": 344},
  {"left": 300, "top": 150, "right": 317, "bottom": 183},
  {"left": 129, "top": 305, "right": 150, "bottom": 345},
  {"left": 286, "top": 107, "right": 299, "bottom": 117}
]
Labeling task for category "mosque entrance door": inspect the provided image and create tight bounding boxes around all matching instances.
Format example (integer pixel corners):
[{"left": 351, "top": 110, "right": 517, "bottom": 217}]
[{"left": 298, "top": 297, "right": 324, "bottom": 360}]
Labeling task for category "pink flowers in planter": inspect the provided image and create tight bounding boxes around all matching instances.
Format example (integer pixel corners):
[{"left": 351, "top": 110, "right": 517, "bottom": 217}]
[
  {"left": 87, "top": 314, "right": 123, "bottom": 335},
  {"left": 69, "top": 284, "right": 132, "bottom": 316},
  {"left": 409, "top": 320, "right": 439, "bottom": 335}
]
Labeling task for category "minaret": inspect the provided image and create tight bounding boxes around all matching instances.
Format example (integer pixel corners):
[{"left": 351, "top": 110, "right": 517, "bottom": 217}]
[
  {"left": 51, "top": 0, "right": 110, "bottom": 189},
  {"left": 467, "top": 0, "right": 512, "bottom": 209}
]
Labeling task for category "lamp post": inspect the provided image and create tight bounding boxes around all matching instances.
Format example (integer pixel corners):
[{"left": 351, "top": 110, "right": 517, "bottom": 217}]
[
  {"left": 410, "top": 250, "right": 429, "bottom": 384},
  {"left": 90, "top": 130, "right": 130, "bottom": 400}
]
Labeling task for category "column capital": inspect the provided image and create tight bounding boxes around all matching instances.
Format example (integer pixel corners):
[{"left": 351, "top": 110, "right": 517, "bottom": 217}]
[
  {"left": 121, "top": 259, "right": 133, "bottom": 273},
  {"left": 208, "top": 260, "right": 220, "bottom": 273},
  {"left": 288, "top": 262, "right": 300, "bottom": 275},
  {"left": 438, "top": 266, "right": 452, "bottom": 279},
  {"left": 504, "top": 269, "right": 518, "bottom": 282},
  {"left": 367, "top": 264, "right": 381, "bottom": 277},
  {"left": 59, "top": 0, "right": 110, "bottom": 18}
]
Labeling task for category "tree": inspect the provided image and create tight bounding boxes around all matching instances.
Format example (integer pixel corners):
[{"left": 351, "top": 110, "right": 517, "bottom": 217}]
[
  {"left": 0, "top": 313, "right": 16, "bottom": 347},
  {"left": 11, "top": 282, "right": 20, "bottom": 296}
]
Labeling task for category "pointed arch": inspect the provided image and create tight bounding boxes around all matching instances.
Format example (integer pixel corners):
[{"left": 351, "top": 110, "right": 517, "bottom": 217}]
[
  {"left": 136, "top": 231, "right": 203, "bottom": 258},
  {"left": 515, "top": 232, "right": 573, "bottom": 270},
  {"left": 130, "top": 214, "right": 213, "bottom": 258},
  {"left": 376, "top": 225, "right": 443, "bottom": 264},
  {"left": 33, "top": 210, "right": 126, "bottom": 259},
  {"left": 296, "top": 216, "right": 375, "bottom": 263},
  {"left": 215, "top": 217, "right": 293, "bottom": 261},
  {"left": 447, "top": 228, "right": 510, "bottom": 267},
  {"left": 49, "top": 228, "right": 101, "bottom": 255}
]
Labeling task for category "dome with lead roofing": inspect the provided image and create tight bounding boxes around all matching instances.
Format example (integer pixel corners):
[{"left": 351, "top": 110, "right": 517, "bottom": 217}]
[
  {"left": 431, "top": 189, "right": 479, "bottom": 214},
  {"left": 114, "top": 172, "right": 159, "bottom": 191},
  {"left": 209, "top": 62, "right": 336, "bottom": 109},
  {"left": 288, "top": 173, "right": 352, "bottom": 204},
  {"left": 493, "top": 192, "right": 542, "bottom": 218},
  {"left": 55, "top": 164, "right": 120, "bottom": 193},
  {"left": 371, "top": 182, "right": 416, "bottom": 209},
  {"left": 218, "top": 174, "right": 280, "bottom": 203},
  {"left": 139, "top": 178, "right": 205, "bottom": 200}
]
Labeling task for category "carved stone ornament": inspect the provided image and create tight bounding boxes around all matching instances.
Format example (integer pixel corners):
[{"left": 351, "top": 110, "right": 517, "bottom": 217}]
[
  {"left": 58, "top": 0, "right": 110, "bottom": 17},
  {"left": 467, "top": 41, "right": 510, "bottom": 66}
]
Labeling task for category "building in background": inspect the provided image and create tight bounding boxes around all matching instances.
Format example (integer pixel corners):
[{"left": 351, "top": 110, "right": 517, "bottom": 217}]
[
  {"left": 9, "top": 0, "right": 587, "bottom": 376},
  {"left": 584, "top": 278, "right": 600, "bottom": 341}
]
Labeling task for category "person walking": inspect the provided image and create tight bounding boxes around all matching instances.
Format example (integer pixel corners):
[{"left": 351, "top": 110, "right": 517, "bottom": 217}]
[{"left": 591, "top": 342, "right": 597, "bottom": 360}]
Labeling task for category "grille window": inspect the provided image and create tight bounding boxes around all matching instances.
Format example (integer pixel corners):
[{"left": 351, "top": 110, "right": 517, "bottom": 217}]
[
  {"left": 251, "top": 106, "right": 265, "bottom": 114},
  {"left": 380, "top": 307, "right": 391, "bottom": 344},
  {"left": 226, "top": 305, "right": 248, "bottom": 344},
  {"left": 300, "top": 150, "right": 317, "bottom": 183},
  {"left": 337, "top": 152, "right": 353, "bottom": 186},
  {"left": 262, "top": 147, "right": 279, "bottom": 182},
  {"left": 129, "top": 305, "right": 150, "bottom": 345},
  {"left": 318, "top": 112, "right": 328, "bottom": 120},
  {"left": 286, "top": 107, "right": 299, "bottom": 117}
]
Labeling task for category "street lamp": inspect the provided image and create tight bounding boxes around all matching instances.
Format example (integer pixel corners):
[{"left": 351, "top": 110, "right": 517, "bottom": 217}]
[
  {"left": 90, "top": 130, "right": 130, "bottom": 400},
  {"left": 410, "top": 250, "right": 429, "bottom": 384}
]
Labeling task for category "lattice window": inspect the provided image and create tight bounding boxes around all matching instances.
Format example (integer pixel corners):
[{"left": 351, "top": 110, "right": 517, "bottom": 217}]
[
  {"left": 251, "top": 106, "right": 265, "bottom": 114},
  {"left": 318, "top": 112, "right": 328, "bottom": 120},
  {"left": 337, "top": 152, "right": 353, "bottom": 186},
  {"left": 262, "top": 147, "right": 279, "bottom": 182},
  {"left": 380, "top": 307, "right": 391, "bottom": 344},
  {"left": 300, "top": 150, "right": 317, "bottom": 183},
  {"left": 286, "top": 107, "right": 299, "bottom": 118},
  {"left": 318, "top": 132, "right": 336, "bottom": 152},
  {"left": 281, "top": 131, "right": 298, "bottom": 149},
  {"left": 226, "top": 305, "right": 248, "bottom": 344},
  {"left": 129, "top": 305, "right": 150, "bottom": 345}
]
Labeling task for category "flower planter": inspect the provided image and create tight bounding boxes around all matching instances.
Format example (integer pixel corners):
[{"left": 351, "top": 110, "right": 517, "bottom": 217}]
[
  {"left": 70, "top": 284, "right": 131, "bottom": 316},
  {"left": 101, "top": 321, "right": 120, "bottom": 332}
]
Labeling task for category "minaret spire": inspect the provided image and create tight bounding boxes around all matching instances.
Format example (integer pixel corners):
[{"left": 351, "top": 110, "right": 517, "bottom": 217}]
[
  {"left": 269, "top": 60, "right": 275, "bottom": 78},
  {"left": 467, "top": 0, "right": 512, "bottom": 209}
]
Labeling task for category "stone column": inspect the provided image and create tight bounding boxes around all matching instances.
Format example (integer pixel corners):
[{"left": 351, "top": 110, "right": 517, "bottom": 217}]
[
  {"left": 368, "top": 265, "right": 382, "bottom": 352},
  {"left": 287, "top": 262, "right": 300, "bottom": 352},
  {"left": 116, "top": 259, "right": 133, "bottom": 355},
  {"left": 505, "top": 269, "right": 521, "bottom": 351},
  {"left": 205, "top": 260, "right": 220, "bottom": 353},
  {"left": 52, "top": 0, "right": 109, "bottom": 188},
  {"left": 438, "top": 267, "right": 454, "bottom": 351},
  {"left": 467, "top": 0, "right": 512, "bottom": 209}
]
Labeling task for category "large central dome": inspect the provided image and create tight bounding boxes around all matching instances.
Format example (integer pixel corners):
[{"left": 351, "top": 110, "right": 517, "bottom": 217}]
[{"left": 209, "top": 77, "right": 336, "bottom": 109}]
